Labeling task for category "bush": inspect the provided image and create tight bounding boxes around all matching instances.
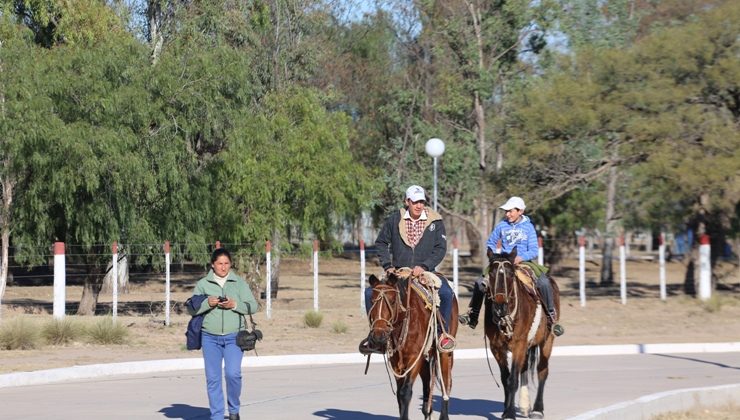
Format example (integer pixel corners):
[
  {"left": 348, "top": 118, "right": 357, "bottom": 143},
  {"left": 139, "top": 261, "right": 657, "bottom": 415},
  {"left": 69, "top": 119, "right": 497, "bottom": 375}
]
[
  {"left": 702, "top": 296, "right": 723, "bottom": 313},
  {"left": 42, "top": 318, "right": 83, "bottom": 345},
  {"left": 86, "top": 317, "right": 129, "bottom": 344},
  {"left": 331, "top": 320, "right": 348, "bottom": 334},
  {"left": 0, "top": 317, "right": 40, "bottom": 350},
  {"left": 303, "top": 310, "right": 323, "bottom": 328}
]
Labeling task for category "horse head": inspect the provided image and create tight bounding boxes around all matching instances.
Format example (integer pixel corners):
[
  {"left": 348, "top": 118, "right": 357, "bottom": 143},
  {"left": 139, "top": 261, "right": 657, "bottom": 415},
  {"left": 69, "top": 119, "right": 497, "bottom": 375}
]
[
  {"left": 487, "top": 248, "right": 518, "bottom": 307},
  {"left": 366, "top": 271, "right": 404, "bottom": 350}
]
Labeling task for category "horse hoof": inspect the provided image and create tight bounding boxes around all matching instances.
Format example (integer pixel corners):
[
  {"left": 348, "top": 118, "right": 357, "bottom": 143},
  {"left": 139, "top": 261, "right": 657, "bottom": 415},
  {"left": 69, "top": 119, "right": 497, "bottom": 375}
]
[{"left": 530, "top": 411, "right": 544, "bottom": 419}]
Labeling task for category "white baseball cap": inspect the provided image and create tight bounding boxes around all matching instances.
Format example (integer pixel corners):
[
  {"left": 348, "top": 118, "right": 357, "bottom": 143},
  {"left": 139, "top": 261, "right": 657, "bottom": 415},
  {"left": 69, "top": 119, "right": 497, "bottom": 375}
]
[
  {"left": 405, "top": 185, "right": 426, "bottom": 202},
  {"left": 500, "top": 196, "right": 526, "bottom": 211}
]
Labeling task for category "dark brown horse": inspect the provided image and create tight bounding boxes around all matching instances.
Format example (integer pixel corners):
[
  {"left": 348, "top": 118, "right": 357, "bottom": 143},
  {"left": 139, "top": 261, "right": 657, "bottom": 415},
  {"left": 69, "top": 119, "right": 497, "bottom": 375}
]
[
  {"left": 484, "top": 249, "right": 560, "bottom": 419},
  {"left": 366, "top": 268, "right": 459, "bottom": 420}
]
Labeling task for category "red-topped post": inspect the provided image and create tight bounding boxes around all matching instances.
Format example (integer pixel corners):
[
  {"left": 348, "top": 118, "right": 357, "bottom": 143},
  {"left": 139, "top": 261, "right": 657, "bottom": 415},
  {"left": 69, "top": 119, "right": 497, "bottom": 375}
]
[
  {"left": 537, "top": 236, "right": 544, "bottom": 265},
  {"left": 618, "top": 235, "right": 627, "bottom": 305},
  {"left": 164, "top": 240, "right": 171, "bottom": 326},
  {"left": 699, "top": 234, "right": 711, "bottom": 300},
  {"left": 112, "top": 241, "right": 119, "bottom": 321},
  {"left": 359, "top": 240, "right": 366, "bottom": 314},
  {"left": 658, "top": 233, "right": 666, "bottom": 301},
  {"left": 53, "top": 242, "right": 66, "bottom": 319},
  {"left": 313, "top": 240, "right": 319, "bottom": 311},
  {"left": 578, "top": 235, "right": 586, "bottom": 307},
  {"left": 265, "top": 240, "right": 272, "bottom": 319}
]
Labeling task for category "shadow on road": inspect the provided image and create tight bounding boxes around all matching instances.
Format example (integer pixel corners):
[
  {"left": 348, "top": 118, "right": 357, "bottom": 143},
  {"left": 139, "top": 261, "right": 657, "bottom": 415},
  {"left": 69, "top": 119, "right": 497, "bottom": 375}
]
[
  {"left": 159, "top": 403, "right": 210, "bottom": 419},
  {"left": 313, "top": 408, "right": 395, "bottom": 419}
]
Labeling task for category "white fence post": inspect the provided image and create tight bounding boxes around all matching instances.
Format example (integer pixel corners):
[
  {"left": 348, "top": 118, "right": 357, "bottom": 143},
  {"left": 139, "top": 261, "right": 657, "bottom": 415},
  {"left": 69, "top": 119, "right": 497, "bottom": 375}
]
[
  {"left": 452, "top": 237, "right": 459, "bottom": 297},
  {"left": 360, "top": 240, "right": 366, "bottom": 315},
  {"left": 619, "top": 235, "right": 626, "bottom": 305},
  {"left": 112, "top": 242, "right": 118, "bottom": 321},
  {"left": 659, "top": 233, "right": 666, "bottom": 301},
  {"left": 313, "top": 240, "right": 319, "bottom": 312},
  {"left": 265, "top": 241, "right": 272, "bottom": 319},
  {"left": 699, "top": 234, "right": 712, "bottom": 301},
  {"left": 53, "top": 242, "right": 66, "bottom": 320},
  {"left": 579, "top": 235, "right": 586, "bottom": 307},
  {"left": 537, "top": 237, "right": 544, "bottom": 266},
  {"left": 164, "top": 241, "right": 171, "bottom": 326}
]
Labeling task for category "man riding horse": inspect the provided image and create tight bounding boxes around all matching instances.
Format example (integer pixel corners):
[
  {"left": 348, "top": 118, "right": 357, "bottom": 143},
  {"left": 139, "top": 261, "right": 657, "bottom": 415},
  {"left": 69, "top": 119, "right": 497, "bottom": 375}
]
[
  {"left": 360, "top": 185, "right": 457, "bottom": 354},
  {"left": 459, "top": 196, "right": 564, "bottom": 336}
]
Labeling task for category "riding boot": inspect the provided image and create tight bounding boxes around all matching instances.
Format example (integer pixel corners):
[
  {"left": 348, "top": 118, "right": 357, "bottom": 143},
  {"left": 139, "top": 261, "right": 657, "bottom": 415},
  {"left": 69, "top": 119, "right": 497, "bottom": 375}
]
[
  {"left": 459, "top": 277, "right": 485, "bottom": 329},
  {"left": 536, "top": 273, "right": 564, "bottom": 336}
]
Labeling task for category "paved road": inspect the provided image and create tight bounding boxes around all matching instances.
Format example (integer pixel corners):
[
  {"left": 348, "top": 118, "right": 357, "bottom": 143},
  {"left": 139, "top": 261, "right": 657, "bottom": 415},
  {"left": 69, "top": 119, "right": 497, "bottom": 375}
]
[{"left": 4, "top": 352, "right": 739, "bottom": 419}]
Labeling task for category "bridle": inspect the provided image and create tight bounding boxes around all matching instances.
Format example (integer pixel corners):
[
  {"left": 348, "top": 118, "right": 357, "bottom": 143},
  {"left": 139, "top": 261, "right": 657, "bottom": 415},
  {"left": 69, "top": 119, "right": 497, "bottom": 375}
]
[
  {"left": 488, "top": 259, "right": 519, "bottom": 337},
  {"left": 368, "top": 283, "right": 404, "bottom": 337}
]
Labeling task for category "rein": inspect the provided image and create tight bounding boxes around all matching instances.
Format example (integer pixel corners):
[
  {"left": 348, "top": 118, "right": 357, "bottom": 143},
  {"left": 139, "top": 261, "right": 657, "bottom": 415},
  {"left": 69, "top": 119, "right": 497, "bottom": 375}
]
[{"left": 489, "top": 260, "right": 518, "bottom": 338}]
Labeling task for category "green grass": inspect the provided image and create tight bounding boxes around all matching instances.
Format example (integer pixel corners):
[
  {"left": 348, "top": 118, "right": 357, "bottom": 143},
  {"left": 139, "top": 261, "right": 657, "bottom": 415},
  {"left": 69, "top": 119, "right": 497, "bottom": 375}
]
[
  {"left": 701, "top": 295, "right": 723, "bottom": 313},
  {"left": 0, "top": 317, "right": 40, "bottom": 350},
  {"left": 85, "top": 317, "right": 129, "bottom": 344},
  {"left": 303, "top": 310, "right": 323, "bottom": 328}
]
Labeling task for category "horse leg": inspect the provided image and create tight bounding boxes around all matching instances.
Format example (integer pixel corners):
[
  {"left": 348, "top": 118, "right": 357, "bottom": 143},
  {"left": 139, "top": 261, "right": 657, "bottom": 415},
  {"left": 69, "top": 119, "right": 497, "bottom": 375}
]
[
  {"left": 491, "top": 347, "right": 512, "bottom": 418},
  {"left": 420, "top": 359, "right": 433, "bottom": 420},
  {"left": 396, "top": 377, "right": 414, "bottom": 420},
  {"left": 503, "top": 346, "right": 527, "bottom": 420},
  {"left": 531, "top": 339, "right": 553, "bottom": 419},
  {"left": 438, "top": 352, "right": 454, "bottom": 420}
]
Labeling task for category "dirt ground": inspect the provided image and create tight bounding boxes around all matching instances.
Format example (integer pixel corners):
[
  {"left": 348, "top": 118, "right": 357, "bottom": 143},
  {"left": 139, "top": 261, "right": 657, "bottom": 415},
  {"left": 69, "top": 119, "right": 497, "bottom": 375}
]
[{"left": 1, "top": 251, "right": 739, "bottom": 374}]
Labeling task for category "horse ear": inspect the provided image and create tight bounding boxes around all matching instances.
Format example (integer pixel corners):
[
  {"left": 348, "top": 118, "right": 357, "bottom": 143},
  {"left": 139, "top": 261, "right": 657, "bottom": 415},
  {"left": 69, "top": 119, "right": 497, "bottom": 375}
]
[
  {"left": 369, "top": 274, "right": 380, "bottom": 287},
  {"left": 509, "top": 247, "right": 518, "bottom": 263},
  {"left": 486, "top": 248, "right": 494, "bottom": 261},
  {"left": 386, "top": 271, "right": 398, "bottom": 287}
]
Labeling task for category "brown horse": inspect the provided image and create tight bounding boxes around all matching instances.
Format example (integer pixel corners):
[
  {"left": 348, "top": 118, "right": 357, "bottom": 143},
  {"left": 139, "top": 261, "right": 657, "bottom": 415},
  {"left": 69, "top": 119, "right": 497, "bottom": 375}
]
[
  {"left": 366, "top": 268, "right": 459, "bottom": 420},
  {"left": 484, "top": 249, "right": 560, "bottom": 419}
]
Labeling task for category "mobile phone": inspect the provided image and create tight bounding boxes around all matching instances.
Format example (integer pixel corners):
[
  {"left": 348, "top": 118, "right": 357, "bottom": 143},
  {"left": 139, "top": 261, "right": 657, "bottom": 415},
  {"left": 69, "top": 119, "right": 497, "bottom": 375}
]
[{"left": 218, "top": 296, "right": 227, "bottom": 303}]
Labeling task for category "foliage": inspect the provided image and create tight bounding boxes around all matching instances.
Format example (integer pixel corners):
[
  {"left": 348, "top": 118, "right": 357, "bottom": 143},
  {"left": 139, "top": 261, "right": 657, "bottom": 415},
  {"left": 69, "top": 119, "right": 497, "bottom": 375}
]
[
  {"left": 85, "top": 317, "right": 129, "bottom": 344},
  {"left": 0, "top": 317, "right": 39, "bottom": 350},
  {"left": 303, "top": 310, "right": 323, "bottom": 328}
]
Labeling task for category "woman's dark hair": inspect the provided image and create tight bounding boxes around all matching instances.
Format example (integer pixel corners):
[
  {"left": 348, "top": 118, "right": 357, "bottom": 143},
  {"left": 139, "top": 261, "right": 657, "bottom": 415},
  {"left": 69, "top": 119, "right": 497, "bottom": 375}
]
[{"left": 211, "top": 248, "right": 232, "bottom": 264}]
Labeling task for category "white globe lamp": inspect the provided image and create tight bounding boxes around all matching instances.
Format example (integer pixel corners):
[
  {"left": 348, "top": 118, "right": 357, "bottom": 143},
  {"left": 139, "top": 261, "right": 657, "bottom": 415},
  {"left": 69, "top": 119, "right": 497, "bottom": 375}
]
[{"left": 425, "top": 138, "right": 445, "bottom": 210}]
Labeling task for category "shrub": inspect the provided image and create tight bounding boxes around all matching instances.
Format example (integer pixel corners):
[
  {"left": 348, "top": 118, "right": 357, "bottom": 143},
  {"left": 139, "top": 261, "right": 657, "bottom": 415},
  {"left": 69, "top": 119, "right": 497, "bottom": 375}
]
[
  {"left": 331, "top": 320, "right": 348, "bottom": 334},
  {"left": 702, "top": 296, "right": 722, "bottom": 313},
  {"left": 41, "top": 318, "right": 83, "bottom": 345},
  {"left": 0, "top": 317, "right": 40, "bottom": 350},
  {"left": 86, "top": 317, "right": 129, "bottom": 344},
  {"left": 303, "top": 310, "right": 323, "bottom": 328}
]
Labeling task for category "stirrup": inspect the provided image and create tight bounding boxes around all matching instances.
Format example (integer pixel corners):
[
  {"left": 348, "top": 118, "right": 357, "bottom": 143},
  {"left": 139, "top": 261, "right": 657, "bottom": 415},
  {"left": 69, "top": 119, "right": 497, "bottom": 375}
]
[
  {"left": 458, "top": 312, "right": 478, "bottom": 329},
  {"left": 552, "top": 323, "right": 564, "bottom": 337}
]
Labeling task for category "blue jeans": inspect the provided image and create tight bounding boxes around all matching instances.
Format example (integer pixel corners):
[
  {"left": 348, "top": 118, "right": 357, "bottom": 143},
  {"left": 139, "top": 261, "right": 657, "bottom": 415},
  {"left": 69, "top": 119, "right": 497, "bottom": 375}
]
[
  {"left": 202, "top": 331, "right": 243, "bottom": 420},
  {"left": 365, "top": 275, "right": 454, "bottom": 331}
]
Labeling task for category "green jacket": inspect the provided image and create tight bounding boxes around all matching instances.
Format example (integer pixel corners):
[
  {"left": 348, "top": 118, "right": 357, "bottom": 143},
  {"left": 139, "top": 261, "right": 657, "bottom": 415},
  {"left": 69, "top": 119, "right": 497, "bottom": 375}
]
[{"left": 188, "top": 269, "right": 259, "bottom": 335}]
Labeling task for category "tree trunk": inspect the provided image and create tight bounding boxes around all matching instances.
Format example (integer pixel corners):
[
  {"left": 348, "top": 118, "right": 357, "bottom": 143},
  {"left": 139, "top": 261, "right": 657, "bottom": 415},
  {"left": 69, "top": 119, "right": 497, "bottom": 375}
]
[
  {"left": 77, "top": 265, "right": 104, "bottom": 315},
  {"left": 147, "top": 0, "right": 164, "bottom": 64},
  {"left": 600, "top": 153, "right": 619, "bottom": 285},
  {"left": 270, "top": 229, "right": 281, "bottom": 298}
]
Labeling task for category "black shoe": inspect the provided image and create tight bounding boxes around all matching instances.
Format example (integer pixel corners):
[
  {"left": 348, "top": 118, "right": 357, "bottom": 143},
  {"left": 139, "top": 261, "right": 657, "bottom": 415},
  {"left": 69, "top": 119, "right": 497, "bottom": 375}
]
[
  {"left": 228, "top": 414, "right": 240, "bottom": 420},
  {"left": 359, "top": 338, "right": 384, "bottom": 355},
  {"left": 458, "top": 313, "right": 478, "bottom": 329}
]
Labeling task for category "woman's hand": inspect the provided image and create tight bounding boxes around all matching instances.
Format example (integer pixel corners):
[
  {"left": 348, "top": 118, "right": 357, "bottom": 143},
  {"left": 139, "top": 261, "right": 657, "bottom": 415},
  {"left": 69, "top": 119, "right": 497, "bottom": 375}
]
[
  {"left": 218, "top": 296, "right": 237, "bottom": 309},
  {"left": 207, "top": 296, "right": 221, "bottom": 308}
]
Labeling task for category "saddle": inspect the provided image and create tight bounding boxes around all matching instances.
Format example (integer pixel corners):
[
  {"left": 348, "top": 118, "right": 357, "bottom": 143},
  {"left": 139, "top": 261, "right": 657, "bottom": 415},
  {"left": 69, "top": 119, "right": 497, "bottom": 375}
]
[{"left": 393, "top": 267, "right": 441, "bottom": 310}]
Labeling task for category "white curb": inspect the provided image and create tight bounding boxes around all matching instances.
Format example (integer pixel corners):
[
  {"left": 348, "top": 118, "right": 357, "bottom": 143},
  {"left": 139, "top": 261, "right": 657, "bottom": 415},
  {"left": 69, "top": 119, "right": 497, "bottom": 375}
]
[{"left": 0, "top": 341, "right": 738, "bottom": 389}]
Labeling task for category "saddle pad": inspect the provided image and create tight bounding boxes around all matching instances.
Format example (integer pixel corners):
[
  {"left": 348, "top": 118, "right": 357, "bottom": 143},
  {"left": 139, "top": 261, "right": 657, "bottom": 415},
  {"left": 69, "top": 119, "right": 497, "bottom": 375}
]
[{"left": 515, "top": 266, "right": 538, "bottom": 297}]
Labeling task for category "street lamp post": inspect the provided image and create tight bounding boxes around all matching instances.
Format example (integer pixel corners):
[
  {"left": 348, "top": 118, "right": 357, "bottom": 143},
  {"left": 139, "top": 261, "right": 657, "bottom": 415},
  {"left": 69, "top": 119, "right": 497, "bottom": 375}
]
[{"left": 425, "top": 138, "right": 445, "bottom": 211}]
